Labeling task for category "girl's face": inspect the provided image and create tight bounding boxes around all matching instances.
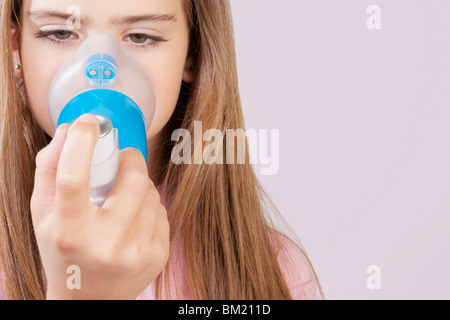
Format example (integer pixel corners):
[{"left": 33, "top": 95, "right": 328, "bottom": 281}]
[{"left": 13, "top": 0, "right": 193, "bottom": 140}]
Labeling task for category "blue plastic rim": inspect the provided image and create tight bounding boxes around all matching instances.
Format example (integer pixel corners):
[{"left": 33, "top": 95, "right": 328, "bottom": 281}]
[{"left": 57, "top": 89, "right": 148, "bottom": 163}]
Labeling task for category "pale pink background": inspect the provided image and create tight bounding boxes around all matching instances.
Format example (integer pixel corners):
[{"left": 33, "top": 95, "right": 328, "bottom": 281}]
[{"left": 231, "top": 0, "right": 450, "bottom": 299}]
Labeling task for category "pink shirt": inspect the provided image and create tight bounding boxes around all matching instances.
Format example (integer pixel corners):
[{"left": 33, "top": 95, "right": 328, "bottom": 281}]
[{"left": 136, "top": 232, "right": 320, "bottom": 300}]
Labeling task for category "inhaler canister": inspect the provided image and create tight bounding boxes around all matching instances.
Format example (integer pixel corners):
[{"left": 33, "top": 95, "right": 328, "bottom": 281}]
[{"left": 89, "top": 114, "right": 119, "bottom": 207}]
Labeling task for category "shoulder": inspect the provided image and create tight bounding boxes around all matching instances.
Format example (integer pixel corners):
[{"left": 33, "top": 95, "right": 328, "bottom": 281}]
[{"left": 268, "top": 229, "right": 321, "bottom": 300}]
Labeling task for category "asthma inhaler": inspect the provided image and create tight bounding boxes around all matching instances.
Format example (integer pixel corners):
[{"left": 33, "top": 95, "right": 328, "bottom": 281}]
[{"left": 48, "top": 32, "right": 156, "bottom": 206}]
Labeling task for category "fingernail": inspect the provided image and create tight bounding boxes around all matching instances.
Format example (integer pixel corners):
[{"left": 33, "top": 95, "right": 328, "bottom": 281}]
[
  {"left": 49, "top": 123, "right": 69, "bottom": 144},
  {"left": 74, "top": 113, "right": 99, "bottom": 126},
  {"left": 55, "top": 122, "right": 69, "bottom": 134},
  {"left": 68, "top": 114, "right": 100, "bottom": 136}
]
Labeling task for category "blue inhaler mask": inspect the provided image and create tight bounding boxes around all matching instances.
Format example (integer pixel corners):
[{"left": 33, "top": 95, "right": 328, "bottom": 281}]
[{"left": 48, "top": 32, "right": 156, "bottom": 206}]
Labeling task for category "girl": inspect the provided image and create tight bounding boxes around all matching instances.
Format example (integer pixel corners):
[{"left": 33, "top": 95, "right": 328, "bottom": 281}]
[{"left": 0, "top": 0, "right": 323, "bottom": 299}]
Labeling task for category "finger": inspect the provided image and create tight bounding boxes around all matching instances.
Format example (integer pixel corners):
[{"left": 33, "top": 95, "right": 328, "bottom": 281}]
[
  {"left": 31, "top": 123, "right": 70, "bottom": 220},
  {"left": 101, "top": 147, "right": 151, "bottom": 227},
  {"left": 55, "top": 114, "right": 100, "bottom": 217},
  {"left": 128, "top": 186, "right": 164, "bottom": 241},
  {"left": 149, "top": 205, "right": 170, "bottom": 259},
  {"left": 131, "top": 202, "right": 170, "bottom": 270}
]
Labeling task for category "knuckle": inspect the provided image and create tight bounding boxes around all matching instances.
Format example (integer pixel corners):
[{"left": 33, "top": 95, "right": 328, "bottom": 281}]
[
  {"left": 30, "top": 195, "right": 37, "bottom": 214},
  {"left": 158, "top": 203, "right": 167, "bottom": 214},
  {"left": 93, "top": 249, "right": 116, "bottom": 271},
  {"left": 52, "top": 228, "right": 77, "bottom": 253},
  {"left": 122, "top": 147, "right": 146, "bottom": 164},
  {"left": 154, "top": 239, "right": 170, "bottom": 266},
  {"left": 126, "top": 170, "right": 151, "bottom": 195},
  {"left": 104, "top": 246, "right": 143, "bottom": 273},
  {"left": 119, "top": 149, "right": 151, "bottom": 195},
  {"left": 161, "top": 218, "right": 170, "bottom": 245},
  {"left": 145, "top": 188, "right": 161, "bottom": 205},
  {"left": 35, "top": 149, "right": 48, "bottom": 167},
  {"left": 30, "top": 193, "right": 41, "bottom": 216},
  {"left": 121, "top": 148, "right": 149, "bottom": 172},
  {"left": 30, "top": 190, "right": 38, "bottom": 208},
  {"left": 56, "top": 173, "right": 83, "bottom": 195},
  {"left": 153, "top": 219, "right": 170, "bottom": 262},
  {"left": 121, "top": 251, "right": 143, "bottom": 272},
  {"left": 156, "top": 204, "right": 168, "bottom": 222}
]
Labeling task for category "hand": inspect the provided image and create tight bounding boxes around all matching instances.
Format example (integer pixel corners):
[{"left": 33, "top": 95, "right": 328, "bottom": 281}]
[{"left": 30, "top": 114, "right": 169, "bottom": 300}]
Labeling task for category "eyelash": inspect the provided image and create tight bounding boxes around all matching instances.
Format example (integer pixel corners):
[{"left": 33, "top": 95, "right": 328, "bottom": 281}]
[{"left": 33, "top": 30, "right": 166, "bottom": 51}]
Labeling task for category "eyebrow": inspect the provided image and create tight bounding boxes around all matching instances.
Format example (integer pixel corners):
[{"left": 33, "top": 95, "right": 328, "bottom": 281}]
[
  {"left": 27, "top": 10, "right": 83, "bottom": 22},
  {"left": 26, "top": 10, "right": 177, "bottom": 26},
  {"left": 111, "top": 13, "right": 177, "bottom": 25}
]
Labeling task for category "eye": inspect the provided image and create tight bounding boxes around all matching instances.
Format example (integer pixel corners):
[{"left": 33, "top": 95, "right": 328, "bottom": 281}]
[
  {"left": 124, "top": 33, "right": 167, "bottom": 51},
  {"left": 52, "top": 30, "right": 73, "bottom": 40},
  {"left": 129, "top": 33, "right": 149, "bottom": 44},
  {"left": 33, "top": 30, "right": 78, "bottom": 45}
]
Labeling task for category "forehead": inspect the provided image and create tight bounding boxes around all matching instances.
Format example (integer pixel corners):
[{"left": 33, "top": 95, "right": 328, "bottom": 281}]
[{"left": 23, "top": 0, "right": 185, "bottom": 25}]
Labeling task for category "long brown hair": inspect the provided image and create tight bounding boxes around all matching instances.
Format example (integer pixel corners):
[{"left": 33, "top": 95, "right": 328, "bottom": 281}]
[{"left": 0, "top": 0, "right": 323, "bottom": 299}]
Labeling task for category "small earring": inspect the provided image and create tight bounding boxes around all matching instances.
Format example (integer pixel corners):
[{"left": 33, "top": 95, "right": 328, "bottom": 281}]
[{"left": 15, "top": 64, "right": 21, "bottom": 70}]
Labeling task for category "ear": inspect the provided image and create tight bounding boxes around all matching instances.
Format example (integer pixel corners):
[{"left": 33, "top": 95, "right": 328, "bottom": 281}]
[
  {"left": 11, "top": 23, "right": 23, "bottom": 79},
  {"left": 182, "top": 55, "right": 195, "bottom": 83}
]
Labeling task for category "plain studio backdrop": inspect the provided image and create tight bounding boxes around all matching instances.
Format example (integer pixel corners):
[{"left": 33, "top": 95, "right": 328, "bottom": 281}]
[{"left": 230, "top": 0, "right": 450, "bottom": 299}]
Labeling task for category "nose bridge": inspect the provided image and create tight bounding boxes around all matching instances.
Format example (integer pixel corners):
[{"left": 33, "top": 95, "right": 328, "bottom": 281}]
[{"left": 80, "top": 32, "right": 122, "bottom": 55}]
